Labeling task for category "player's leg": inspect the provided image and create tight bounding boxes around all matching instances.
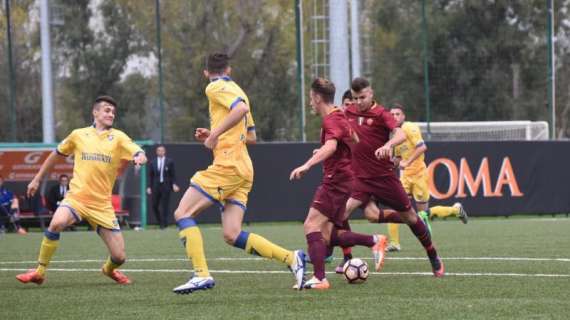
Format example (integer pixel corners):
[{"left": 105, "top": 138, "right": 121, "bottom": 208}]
[
  {"left": 16, "top": 205, "right": 78, "bottom": 284},
  {"left": 98, "top": 227, "right": 130, "bottom": 284},
  {"left": 428, "top": 203, "right": 468, "bottom": 224},
  {"left": 222, "top": 202, "right": 306, "bottom": 289},
  {"left": 161, "top": 185, "right": 172, "bottom": 228},
  {"left": 327, "top": 223, "right": 387, "bottom": 272},
  {"left": 302, "top": 207, "right": 331, "bottom": 288},
  {"left": 377, "top": 175, "right": 444, "bottom": 277}
]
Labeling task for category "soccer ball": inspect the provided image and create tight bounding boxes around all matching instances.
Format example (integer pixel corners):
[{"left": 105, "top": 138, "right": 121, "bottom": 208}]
[{"left": 342, "top": 258, "right": 369, "bottom": 283}]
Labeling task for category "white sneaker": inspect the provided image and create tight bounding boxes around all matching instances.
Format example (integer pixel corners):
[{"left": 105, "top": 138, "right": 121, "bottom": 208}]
[
  {"left": 303, "top": 276, "right": 330, "bottom": 290},
  {"left": 288, "top": 250, "right": 306, "bottom": 290},
  {"left": 454, "top": 202, "right": 469, "bottom": 224},
  {"left": 172, "top": 276, "right": 215, "bottom": 294}
]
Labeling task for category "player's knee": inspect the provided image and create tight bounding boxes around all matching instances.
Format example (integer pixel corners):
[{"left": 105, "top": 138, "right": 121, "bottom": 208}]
[
  {"left": 223, "top": 229, "right": 240, "bottom": 245},
  {"left": 174, "top": 207, "right": 187, "bottom": 220},
  {"left": 303, "top": 219, "right": 319, "bottom": 234},
  {"left": 47, "top": 221, "right": 67, "bottom": 233}
]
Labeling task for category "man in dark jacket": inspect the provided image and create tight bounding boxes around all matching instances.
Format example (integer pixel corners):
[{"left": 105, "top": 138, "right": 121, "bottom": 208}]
[
  {"left": 147, "top": 145, "right": 179, "bottom": 229},
  {"left": 46, "top": 174, "right": 70, "bottom": 212}
]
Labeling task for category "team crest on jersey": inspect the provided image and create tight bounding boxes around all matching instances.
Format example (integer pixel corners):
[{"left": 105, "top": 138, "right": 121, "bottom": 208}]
[
  {"left": 366, "top": 118, "right": 374, "bottom": 126},
  {"left": 108, "top": 135, "right": 114, "bottom": 141}
]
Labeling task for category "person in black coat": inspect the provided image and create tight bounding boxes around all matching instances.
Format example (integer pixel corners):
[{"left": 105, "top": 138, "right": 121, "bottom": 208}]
[
  {"left": 147, "top": 145, "right": 180, "bottom": 229},
  {"left": 46, "top": 174, "right": 70, "bottom": 212}
]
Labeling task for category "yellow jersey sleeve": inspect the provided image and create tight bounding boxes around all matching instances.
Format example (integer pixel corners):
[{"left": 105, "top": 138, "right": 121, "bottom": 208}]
[
  {"left": 57, "top": 130, "right": 78, "bottom": 156},
  {"left": 117, "top": 132, "right": 143, "bottom": 161},
  {"left": 404, "top": 123, "right": 424, "bottom": 148},
  {"left": 207, "top": 85, "right": 246, "bottom": 110}
]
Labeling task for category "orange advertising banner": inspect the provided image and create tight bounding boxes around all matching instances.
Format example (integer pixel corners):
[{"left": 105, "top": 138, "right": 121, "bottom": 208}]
[{"left": 0, "top": 150, "right": 74, "bottom": 181}]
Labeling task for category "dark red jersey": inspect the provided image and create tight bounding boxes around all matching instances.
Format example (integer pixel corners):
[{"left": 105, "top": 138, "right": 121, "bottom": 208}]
[
  {"left": 320, "top": 108, "right": 353, "bottom": 188},
  {"left": 344, "top": 103, "right": 397, "bottom": 178}
]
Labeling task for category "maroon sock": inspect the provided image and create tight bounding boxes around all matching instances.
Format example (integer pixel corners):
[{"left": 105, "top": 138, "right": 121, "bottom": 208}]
[
  {"left": 306, "top": 232, "right": 327, "bottom": 280},
  {"left": 377, "top": 209, "right": 404, "bottom": 223},
  {"left": 337, "top": 231, "right": 376, "bottom": 248},
  {"left": 408, "top": 218, "right": 438, "bottom": 259}
]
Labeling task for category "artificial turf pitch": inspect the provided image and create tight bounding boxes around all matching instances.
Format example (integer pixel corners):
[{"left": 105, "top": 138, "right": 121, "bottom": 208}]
[{"left": 1, "top": 216, "right": 569, "bottom": 319}]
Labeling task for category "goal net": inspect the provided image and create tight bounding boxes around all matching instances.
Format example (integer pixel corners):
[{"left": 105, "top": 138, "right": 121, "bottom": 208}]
[{"left": 417, "top": 121, "right": 549, "bottom": 141}]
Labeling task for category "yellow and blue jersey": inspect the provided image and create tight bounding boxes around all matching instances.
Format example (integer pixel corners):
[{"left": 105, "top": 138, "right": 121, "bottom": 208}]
[
  {"left": 57, "top": 126, "right": 143, "bottom": 206},
  {"left": 394, "top": 121, "right": 426, "bottom": 176},
  {"left": 205, "top": 76, "right": 253, "bottom": 181}
]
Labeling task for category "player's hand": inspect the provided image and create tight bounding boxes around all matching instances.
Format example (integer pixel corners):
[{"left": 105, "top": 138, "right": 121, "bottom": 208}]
[
  {"left": 133, "top": 152, "right": 147, "bottom": 166},
  {"left": 290, "top": 164, "right": 310, "bottom": 180},
  {"left": 375, "top": 145, "right": 393, "bottom": 160},
  {"left": 312, "top": 149, "right": 319, "bottom": 155},
  {"left": 195, "top": 128, "right": 210, "bottom": 142},
  {"left": 399, "top": 160, "right": 409, "bottom": 169},
  {"left": 146, "top": 187, "right": 152, "bottom": 195},
  {"left": 204, "top": 134, "right": 219, "bottom": 150},
  {"left": 392, "top": 156, "right": 402, "bottom": 169},
  {"left": 173, "top": 184, "right": 180, "bottom": 192},
  {"left": 27, "top": 179, "right": 40, "bottom": 197}
]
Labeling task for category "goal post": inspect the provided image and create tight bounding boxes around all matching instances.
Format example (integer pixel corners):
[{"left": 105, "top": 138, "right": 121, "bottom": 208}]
[{"left": 418, "top": 121, "right": 549, "bottom": 141}]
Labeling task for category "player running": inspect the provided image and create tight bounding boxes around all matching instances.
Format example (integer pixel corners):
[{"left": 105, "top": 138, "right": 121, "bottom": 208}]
[
  {"left": 342, "top": 77, "right": 445, "bottom": 277},
  {"left": 290, "top": 78, "right": 387, "bottom": 290},
  {"left": 16, "top": 96, "right": 147, "bottom": 285},
  {"left": 384, "top": 103, "right": 468, "bottom": 252},
  {"left": 172, "top": 53, "right": 306, "bottom": 294}
]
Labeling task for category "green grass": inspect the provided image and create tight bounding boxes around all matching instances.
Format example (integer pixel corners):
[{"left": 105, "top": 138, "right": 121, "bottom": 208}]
[{"left": 1, "top": 217, "right": 569, "bottom": 319}]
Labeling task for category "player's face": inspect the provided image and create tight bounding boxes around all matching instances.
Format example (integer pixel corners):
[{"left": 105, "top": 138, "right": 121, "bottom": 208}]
[
  {"left": 342, "top": 98, "right": 353, "bottom": 109},
  {"left": 390, "top": 108, "right": 405, "bottom": 126},
  {"left": 93, "top": 103, "right": 115, "bottom": 128},
  {"left": 352, "top": 87, "right": 374, "bottom": 111},
  {"left": 156, "top": 146, "right": 166, "bottom": 157},
  {"left": 309, "top": 90, "right": 320, "bottom": 115}
]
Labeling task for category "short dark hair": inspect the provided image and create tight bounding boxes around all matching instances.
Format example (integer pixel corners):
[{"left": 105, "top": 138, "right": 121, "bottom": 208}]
[
  {"left": 93, "top": 95, "right": 117, "bottom": 109},
  {"left": 206, "top": 53, "right": 230, "bottom": 74},
  {"left": 342, "top": 90, "right": 353, "bottom": 102},
  {"left": 310, "top": 78, "right": 336, "bottom": 103},
  {"left": 351, "top": 77, "right": 370, "bottom": 92},
  {"left": 59, "top": 174, "right": 69, "bottom": 180},
  {"left": 390, "top": 102, "right": 406, "bottom": 114}
]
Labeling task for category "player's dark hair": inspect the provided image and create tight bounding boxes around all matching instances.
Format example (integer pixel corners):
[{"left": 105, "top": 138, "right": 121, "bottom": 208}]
[
  {"left": 59, "top": 174, "right": 69, "bottom": 180},
  {"left": 351, "top": 77, "right": 370, "bottom": 92},
  {"left": 342, "top": 90, "right": 353, "bottom": 102},
  {"left": 311, "top": 78, "right": 336, "bottom": 103},
  {"left": 206, "top": 53, "right": 230, "bottom": 74},
  {"left": 390, "top": 102, "right": 406, "bottom": 114},
  {"left": 93, "top": 95, "right": 117, "bottom": 109}
]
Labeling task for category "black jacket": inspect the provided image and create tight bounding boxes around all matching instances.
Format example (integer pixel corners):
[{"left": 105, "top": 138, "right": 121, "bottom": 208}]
[
  {"left": 46, "top": 184, "right": 67, "bottom": 212},
  {"left": 149, "top": 157, "right": 177, "bottom": 189}
]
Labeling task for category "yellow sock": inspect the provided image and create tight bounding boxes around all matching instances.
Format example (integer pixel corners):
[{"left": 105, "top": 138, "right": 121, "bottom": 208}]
[
  {"left": 388, "top": 223, "right": 400, "bottom": 245},
  {"left": 430, "top": 206, "right": 460, "bottom": 219},
  {"left": 240, "top": 232, "right": 294, "bottom": 266},
  {"left": 179, "top": 226, "right": 210, "bottom": 277},
  {"left": 102, "top": 256, "right": 122, "bottom": 274},
  {"left": 36, "top": 235, "right": 60, "bottom": 276}
]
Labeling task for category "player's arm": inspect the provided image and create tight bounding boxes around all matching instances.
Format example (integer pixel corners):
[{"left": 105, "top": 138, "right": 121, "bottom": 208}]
[
  {"left": 246, "top": 127, "right": 257, "bottom": 145},
  {"left": 375, "top": 127, "right": 406, "bottom": 160},
  {"left": 204, "top": 101, "right": 249, "bottom": 149},
  {"left": 400, "top": 143, "right": 427, "bottom": 169},
  {"left": 28, "top": 151, "right": 64, "bottom": 197},
  {"left": 290, "top": 139, "right": 338, "bottom": 180},
  {"left": 120, "top": 134, "right": 147, "bottom": 166}
]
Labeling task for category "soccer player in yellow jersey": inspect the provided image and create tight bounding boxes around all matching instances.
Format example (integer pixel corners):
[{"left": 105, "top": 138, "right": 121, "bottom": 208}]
[
  {"left": 16, "top": 96, "right": 147, "bottom": 285},
  {"left": 386, "top": 103, "right": 468, "bottom": 252},
  {"left": 172, "top": 53, "right": 306, "bottom": 294}
]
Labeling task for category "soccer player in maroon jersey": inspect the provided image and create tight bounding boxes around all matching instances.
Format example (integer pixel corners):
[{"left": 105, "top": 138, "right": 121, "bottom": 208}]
[
  {"left": 290, "top": 78, "right": 388, "bottom": 289},
  {"left": 342, "top": 77, "right": 445, "bottom": 277}
]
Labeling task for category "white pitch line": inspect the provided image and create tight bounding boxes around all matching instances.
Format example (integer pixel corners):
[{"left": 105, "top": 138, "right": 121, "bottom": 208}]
[
  {"left": 0, "top": 256, "right": 569, "bottom": 265},
  {"left": 1, "top": 268, "right": 569, "bottom": 278}
]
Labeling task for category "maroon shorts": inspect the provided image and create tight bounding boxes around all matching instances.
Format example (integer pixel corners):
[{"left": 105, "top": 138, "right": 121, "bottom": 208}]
[
  {"left": 351, "top": 175, "right": 412, "bottom": 212},
  {"left": 310, "top": 183, "right": 350, "bottom": 228}
]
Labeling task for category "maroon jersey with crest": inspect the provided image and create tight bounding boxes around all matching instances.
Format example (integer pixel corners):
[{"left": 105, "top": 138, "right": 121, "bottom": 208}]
[
  {"left": 344, "top": 103, "right": 397, "bottom": 178},
  {"left": 320, "top": 108, "right": 353, "bottom": 190}
]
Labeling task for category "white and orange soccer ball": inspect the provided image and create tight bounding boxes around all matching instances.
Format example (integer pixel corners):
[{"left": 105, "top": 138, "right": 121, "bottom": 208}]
[{"left": 342, "top": 258, "right": 369, "bottom": 283}]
